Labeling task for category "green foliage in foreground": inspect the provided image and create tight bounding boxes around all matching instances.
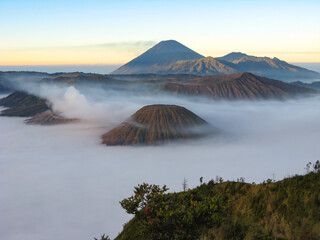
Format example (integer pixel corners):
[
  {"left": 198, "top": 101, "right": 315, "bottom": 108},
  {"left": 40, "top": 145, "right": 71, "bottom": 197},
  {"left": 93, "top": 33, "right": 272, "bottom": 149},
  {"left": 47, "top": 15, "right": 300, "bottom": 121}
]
[
  {"left": 119, "top": 183, "right": 224, "bottom": 240},
  {"left": 111, "top": 162, "right": 320, "bottom": 240}
]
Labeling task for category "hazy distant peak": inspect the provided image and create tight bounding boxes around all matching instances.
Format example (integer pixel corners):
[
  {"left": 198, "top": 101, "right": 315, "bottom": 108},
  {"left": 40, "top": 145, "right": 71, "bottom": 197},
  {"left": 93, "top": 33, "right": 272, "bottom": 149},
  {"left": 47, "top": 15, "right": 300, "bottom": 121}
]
[
  {"left": 218, "top": 52, "right": 249, "bottom": 62},
  {"left": 154, "top": 40, "right": 188, "bottom": 50},
  {"left": 146, "top": 40, "right": 203, "bottom": 55}
]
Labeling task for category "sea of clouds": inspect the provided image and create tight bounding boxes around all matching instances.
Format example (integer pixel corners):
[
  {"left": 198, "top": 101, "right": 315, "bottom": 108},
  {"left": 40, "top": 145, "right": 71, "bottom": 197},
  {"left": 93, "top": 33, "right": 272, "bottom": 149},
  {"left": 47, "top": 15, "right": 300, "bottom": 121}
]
[{"left": 0, "top": 85, "right": 320, "bottom": 240}]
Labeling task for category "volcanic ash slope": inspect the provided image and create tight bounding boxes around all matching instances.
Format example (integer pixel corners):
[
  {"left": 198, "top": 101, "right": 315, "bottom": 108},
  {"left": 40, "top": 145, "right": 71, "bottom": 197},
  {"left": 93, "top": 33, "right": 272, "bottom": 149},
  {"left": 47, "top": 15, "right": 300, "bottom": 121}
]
[{"left": 102, "top": 104, "right": 215, "bottom": 146}]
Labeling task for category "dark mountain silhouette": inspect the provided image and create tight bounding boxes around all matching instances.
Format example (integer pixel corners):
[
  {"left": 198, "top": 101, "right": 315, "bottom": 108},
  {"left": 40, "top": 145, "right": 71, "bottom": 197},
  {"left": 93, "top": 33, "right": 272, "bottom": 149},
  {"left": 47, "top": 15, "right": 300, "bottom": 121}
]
[
  {"left": 0, "top": 91, "right": 49, "bottom": 117},
  {"left": 40, "top": 73, "right": 120, "bottom": 85},
  {"left": 161, "top": 72, "right": 318, "bottom": 100},
  {"left": 215, "top": 52, "right": 248, "bottom": 62},
  {"left": 0, "top": 91, "right": 75, "bottom": 124},
  {"left": 111, "top": 40, "right": 204, "bottom": 74},
  {"left": 102, "top": 105, "right": 214, "bottom": 146},
  {"left": 291, "top": 81, "right": 320, "bottom": 90}
]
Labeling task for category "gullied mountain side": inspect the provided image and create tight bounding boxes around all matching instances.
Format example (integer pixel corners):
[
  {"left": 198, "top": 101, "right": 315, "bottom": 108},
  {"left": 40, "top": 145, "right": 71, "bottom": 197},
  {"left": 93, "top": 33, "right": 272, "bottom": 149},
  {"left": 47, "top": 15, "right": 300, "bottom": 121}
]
[
  {"left": 217, "top": 52, "right": 320, "bottom": 80},
  {"left": 0, "top": 91, "right": 75, "bottom": 124},
  {"left": 0, "top": 91, "right": 49, "bottom": 117},
  {"left": 111, "top": 40, "right": 204, "bottom": 74},
  {"left": 115, "top": 168, "right": 320, "bottom": 240},
  {"left": 161, "top": 72, "right": 318, "bottom": 100},
  {"left": 162, "top": 57, "right": 237, "bottom": 75},
  {"left": 25, "top": 110, "right": 76, "bottom": 125},
  {"left": 102, "top": 105, "right": 214, "bottom": 146}
]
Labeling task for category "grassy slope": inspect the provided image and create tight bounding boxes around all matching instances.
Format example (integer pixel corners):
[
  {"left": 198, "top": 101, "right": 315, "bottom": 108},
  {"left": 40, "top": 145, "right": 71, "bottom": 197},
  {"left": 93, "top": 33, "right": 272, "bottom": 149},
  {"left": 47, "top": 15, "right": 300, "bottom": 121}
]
[{"left": 116, "top": 172, "right": 320, "bottom": 240}]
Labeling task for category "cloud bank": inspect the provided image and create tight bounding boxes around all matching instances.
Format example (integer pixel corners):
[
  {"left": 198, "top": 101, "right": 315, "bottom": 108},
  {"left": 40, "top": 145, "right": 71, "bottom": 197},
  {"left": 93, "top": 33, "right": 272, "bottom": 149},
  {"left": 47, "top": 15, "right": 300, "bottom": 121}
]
[{"left": 0, "top": 86, "right": 320, "bottom": 240}]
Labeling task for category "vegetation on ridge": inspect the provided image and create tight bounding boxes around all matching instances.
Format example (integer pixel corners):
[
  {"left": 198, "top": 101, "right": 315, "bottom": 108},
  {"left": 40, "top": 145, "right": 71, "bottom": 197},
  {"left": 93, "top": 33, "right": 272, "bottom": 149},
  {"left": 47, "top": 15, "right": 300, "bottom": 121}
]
[{"left": 96, "top": 161, "right": 320, "bottom": 240}]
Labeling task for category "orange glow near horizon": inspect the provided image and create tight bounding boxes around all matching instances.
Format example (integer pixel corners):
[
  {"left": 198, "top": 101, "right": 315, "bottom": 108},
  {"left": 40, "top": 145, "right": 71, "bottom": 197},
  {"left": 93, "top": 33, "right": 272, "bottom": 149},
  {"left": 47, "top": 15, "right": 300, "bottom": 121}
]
[
  {"left": 1, "top": 44, "right": 320, "bottom": 66},
  {"left": 1, "top": 53, "right": 319, "bottom": 66}
]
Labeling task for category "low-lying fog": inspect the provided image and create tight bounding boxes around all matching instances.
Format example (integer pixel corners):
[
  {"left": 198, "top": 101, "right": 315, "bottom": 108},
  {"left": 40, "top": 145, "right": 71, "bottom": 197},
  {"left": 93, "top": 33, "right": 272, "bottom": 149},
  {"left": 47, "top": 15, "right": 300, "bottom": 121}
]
[{"left": 1, "top": 87, "right": 320, "bottom": 240}]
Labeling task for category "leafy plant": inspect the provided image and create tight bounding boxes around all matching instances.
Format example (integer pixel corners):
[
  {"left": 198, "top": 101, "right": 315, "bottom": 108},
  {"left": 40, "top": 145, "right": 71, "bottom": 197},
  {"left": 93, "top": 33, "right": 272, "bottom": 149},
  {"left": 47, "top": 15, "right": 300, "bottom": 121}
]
[{"left": 120, "top": 183, "right": 224, "bottom": 240}]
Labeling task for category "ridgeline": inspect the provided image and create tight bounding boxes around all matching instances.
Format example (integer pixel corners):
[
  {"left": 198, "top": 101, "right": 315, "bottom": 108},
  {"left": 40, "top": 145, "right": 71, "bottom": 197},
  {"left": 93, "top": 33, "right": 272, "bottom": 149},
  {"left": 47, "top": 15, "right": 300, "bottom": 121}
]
[{"left": 98, "top": 161, "right": 320, "bottom": 240}]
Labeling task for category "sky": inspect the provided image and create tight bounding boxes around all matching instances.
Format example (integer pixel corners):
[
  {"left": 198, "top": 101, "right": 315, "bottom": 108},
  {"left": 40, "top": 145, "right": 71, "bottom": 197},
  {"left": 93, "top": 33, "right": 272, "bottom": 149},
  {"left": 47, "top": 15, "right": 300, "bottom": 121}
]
[{"left": 0, "top": 0, "right": 320, "bottom": 65}]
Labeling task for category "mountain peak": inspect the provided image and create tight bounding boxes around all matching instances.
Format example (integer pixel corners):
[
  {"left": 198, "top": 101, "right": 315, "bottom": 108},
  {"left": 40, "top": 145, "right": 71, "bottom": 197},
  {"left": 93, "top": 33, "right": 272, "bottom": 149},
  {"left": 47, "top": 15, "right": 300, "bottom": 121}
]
[
  {"left": 111, "top": 40, "right": 204, "bottom": 74},
  {"left": 217, "top": 52, "right": 248, "bottom": 62},
  {"left": 156, "top": 39, "right": 183, "bottom": 47},
  {"left": 102, "top": 104, "right": 213, "bottom": 145},
  {"left": 147, "top": 40, "right": 199, "bottom": 54}
]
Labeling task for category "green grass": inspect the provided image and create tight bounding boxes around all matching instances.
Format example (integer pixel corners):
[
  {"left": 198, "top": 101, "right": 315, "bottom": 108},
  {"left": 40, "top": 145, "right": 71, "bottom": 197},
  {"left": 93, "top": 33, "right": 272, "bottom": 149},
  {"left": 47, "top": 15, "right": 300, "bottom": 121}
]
[{"left": 113, "top": 166, "right": 320, "bottom": 240}]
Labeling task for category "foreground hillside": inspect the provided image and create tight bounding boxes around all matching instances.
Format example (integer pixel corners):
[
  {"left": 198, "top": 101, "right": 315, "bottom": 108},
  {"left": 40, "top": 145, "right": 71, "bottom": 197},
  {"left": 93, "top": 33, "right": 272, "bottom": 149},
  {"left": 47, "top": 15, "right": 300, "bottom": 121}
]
[{"left": 113, "top": 162, "right": 320, "bottom": 240}]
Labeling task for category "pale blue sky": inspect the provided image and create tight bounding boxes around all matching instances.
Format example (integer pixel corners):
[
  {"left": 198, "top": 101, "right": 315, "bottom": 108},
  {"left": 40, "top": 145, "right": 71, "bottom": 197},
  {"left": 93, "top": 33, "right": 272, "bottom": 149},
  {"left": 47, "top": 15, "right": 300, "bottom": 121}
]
[{"left": 0, "top": 0, "right": 319, "bottom": 64}]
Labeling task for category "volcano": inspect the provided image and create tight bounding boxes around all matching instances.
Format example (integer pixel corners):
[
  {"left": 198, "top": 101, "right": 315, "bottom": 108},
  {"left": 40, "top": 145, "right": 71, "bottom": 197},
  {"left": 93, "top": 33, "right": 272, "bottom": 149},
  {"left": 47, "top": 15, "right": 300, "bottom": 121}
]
[
  {"left": 111, "top": 40, "right": 320, "bottom": 80},
  {"left": 102, "top": 105, "right": 214, "bottom": 146},
  {"left": 111, "top": 40, "right": 204, "bottom": 74}
]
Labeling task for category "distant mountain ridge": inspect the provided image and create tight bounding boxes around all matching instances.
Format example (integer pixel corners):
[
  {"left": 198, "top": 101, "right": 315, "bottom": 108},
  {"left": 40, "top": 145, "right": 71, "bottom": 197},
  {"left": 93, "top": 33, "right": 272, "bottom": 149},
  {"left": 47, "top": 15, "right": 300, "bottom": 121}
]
[
  {"left": 290, "top": 80, "right": 320, "bottom": 90},
  {"left": 112, "top": 41, "right": 320, "bottom": 80},
  {"left": 35, "top": 71, "right": 319, "bottom": 100},
  {"left": 216, "top": 52, "right": 320, "bottom": 80},
  {"left": 161, "top": 72, "right": 318, "bottom": 100}
]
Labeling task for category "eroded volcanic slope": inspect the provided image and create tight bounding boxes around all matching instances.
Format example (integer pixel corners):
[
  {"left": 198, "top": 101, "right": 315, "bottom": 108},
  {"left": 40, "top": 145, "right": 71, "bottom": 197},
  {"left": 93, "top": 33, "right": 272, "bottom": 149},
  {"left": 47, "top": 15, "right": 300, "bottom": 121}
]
[
  {"left": 102, "top": 105, "right": 213, "bottom": 146},
  {"left": 0, "top": 91, "right": 49, "bottom": 117},
  {"left": 25, "top": 110, "right": 76, "bottom": 125},
  {"left": 0, "top": 91, "right": 75, "bottom": 125},
  {"left": 161, "top": 72, "right": 317, "bottom": 100}
]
